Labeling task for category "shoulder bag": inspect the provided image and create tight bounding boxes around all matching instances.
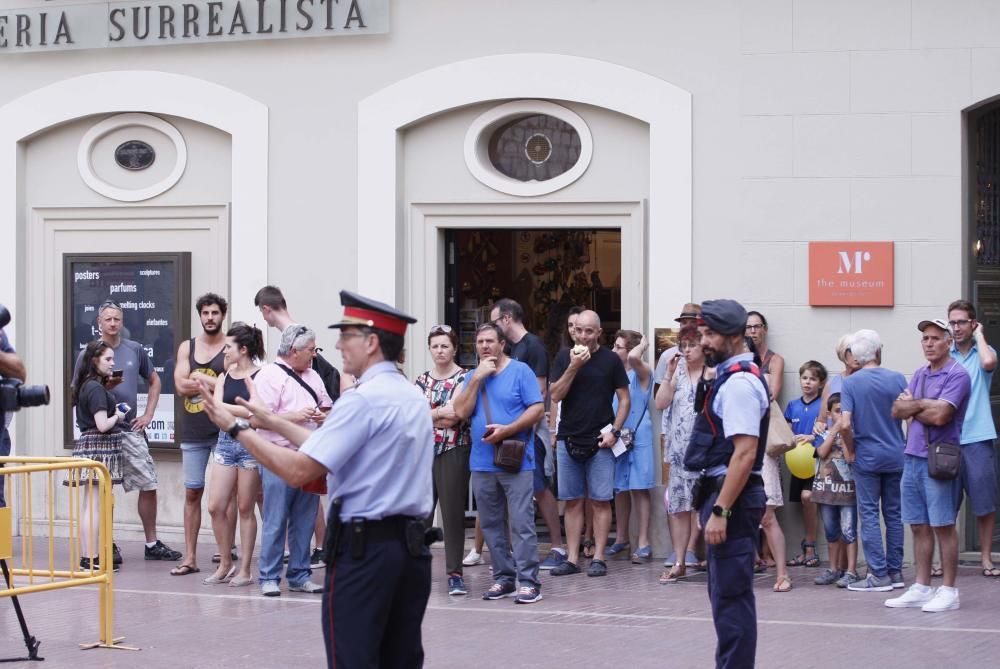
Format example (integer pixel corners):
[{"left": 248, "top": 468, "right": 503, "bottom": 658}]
[
  {"left": 277, "top": 363, "right": 328, "bottom": 494},
  {"left": 618, "top": 399, "right": 649, "bottom": 454},
  {"left": 765, "top": 400, "right": 796, "bottom": 458},
  {"left": 480, "top": 387, "right": 526, "bottom": 474},
  {"left": 920, "top": 369, "right": 961, "bottom": 481}
]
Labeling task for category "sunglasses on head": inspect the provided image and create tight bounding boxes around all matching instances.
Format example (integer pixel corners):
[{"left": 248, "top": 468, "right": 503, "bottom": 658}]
[{"left": 430, "top": 324, "right": 453, "bottom": 335}]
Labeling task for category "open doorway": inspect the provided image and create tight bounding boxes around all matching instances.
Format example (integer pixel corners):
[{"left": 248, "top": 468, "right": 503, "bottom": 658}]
[{"left": 445, "top": 229, "right": 622, "bottom": 366}]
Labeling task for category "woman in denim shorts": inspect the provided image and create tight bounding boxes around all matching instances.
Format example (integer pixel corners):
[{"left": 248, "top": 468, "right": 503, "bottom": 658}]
[{"left": 204, "top": 323, "right": 265, "bottom": 587}]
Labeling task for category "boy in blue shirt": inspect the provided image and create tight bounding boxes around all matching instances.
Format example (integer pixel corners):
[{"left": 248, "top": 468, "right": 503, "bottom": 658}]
[{"left": 784, "top": 361, "right": 827, "bottom": 568}]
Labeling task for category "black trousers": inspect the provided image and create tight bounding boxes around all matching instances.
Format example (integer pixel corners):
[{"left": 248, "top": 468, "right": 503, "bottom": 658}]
[
  {"left": 321, "top": 537, "right": 432, "bottom": 668},
  {"left": 698, "top": 485, "right": 766, "bottom": 669}
]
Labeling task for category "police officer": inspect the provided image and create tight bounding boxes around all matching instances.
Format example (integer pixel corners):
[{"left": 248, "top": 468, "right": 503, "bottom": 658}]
[
  {"left": 199, "top": 290, "right": 434, "bottom": 668},
  {"left": 683, "top": 299, "right": 770, "bottom": 669}
]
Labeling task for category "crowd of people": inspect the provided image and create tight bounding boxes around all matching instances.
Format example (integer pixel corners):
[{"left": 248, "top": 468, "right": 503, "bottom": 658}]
[{"left": 63, "top": 290, "right": 996, "bottom": 617}]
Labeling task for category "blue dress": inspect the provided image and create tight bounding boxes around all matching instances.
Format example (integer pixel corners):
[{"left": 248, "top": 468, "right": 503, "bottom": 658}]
[{"left": 613, "top": 368, "right": 654, "bottom": 492}]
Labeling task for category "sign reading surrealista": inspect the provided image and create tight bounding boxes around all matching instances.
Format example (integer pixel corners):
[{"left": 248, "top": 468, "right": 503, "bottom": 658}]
[
  {"left": 0, "top": 0, "right": 387, "bottom": 53},
  {"left": 808, "top": 241, "right": 894, "bottom": 307}
]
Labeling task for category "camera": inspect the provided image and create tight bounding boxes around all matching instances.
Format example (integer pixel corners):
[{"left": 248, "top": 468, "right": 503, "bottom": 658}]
[{"left": 0, "top": 303, "right": 51, "bottom": 412}]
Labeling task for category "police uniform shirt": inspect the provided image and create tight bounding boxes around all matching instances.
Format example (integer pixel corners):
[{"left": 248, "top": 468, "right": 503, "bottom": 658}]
[
  {"left": 713, "top": 352, "right": 770, "bottom": 439},
  {"left": 299, "top": 360, "right": 434, "bottom": 522}
]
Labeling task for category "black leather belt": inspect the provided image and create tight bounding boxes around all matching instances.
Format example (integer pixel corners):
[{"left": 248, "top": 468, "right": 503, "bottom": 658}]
[{"left": 341, "top": 515, "right": 411, "bottom": 544}]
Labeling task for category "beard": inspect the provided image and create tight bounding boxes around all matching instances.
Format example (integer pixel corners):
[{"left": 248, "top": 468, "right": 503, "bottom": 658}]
[{"left": 203, "top": 322, "right": 222, "bottom": 336}]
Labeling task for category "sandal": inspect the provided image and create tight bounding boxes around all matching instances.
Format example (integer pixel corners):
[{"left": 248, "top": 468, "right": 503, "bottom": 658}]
[
  {"left": 931, "top": 565, "right": 943, "bottom": 578},
  {"left": 170, "top": 564, "right": 200, "bottom": 576},
  {"left": 581, "top": 539, "right": 596, "bottom": 559},
  {"left": 659, "top": 566, "right": 687, "bottom": 584},
  {"left": 754, "top": 558, "right": 769, "bottom": 574},
  {"left": 773, "top": 575, "right": 793, "bottom": 592},
  {"left": 786, "top": 540, "right": 819, "bottom": 567},
  {"left": 983, "top": 565, "right": 1000, "bottom": 578}
]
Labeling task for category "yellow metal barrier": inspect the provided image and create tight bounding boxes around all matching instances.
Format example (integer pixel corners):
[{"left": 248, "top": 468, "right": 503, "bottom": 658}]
[{"left": 0, "top": 455, "right": 136, "bottom": 652}]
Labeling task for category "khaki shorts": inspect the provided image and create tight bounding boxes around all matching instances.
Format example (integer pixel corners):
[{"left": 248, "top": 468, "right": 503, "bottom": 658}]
[{"left": 120, "top": 431, "right": 158, "bottom": 493}]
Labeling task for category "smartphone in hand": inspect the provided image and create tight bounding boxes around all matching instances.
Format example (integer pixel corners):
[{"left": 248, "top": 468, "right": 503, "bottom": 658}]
[
  {"left": 112, "top": 369, "right": 124, "bottom": 379},
  {"left": 483, "top": 426, "right": 496, "bottom": 439}
]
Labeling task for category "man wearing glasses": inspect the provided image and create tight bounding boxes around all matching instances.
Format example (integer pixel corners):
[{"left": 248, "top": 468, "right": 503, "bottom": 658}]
[
  {"left": 73, "top": 300, "right": 181, "bottom": 565},
  {"left": 947, "top": 300, "right": 999, "bottom": 578}
]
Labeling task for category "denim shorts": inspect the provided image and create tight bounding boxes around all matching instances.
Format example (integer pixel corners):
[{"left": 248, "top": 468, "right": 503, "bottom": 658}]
[
  {"left": 959, "top": 440, "right": 998, "bottom": 517},
  {"left": 818, "top": 502, "right": 857, "bottom": 544},
  {"left": 214, "top": 431, "right": 259, "bottom": 470},
  {"left": 901, "top": 454, "right": 961, "bottom": 527},
  {"left": 555, "top": 441, "right": 615, "bottom": 501},
  {"left": 532, "top": 437, "right": 550, "bottom": 494},
  {"left": 180, "top": 439, "right": 216, "bottom": 489}
]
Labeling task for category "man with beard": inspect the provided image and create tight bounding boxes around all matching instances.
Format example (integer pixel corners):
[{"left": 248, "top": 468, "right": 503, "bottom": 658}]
[
  {"left": 171, "top": 293, "right": 230, "bottom": 576},
  {"left": 683, "top": 299, "right": 769, "bottom": 669}
]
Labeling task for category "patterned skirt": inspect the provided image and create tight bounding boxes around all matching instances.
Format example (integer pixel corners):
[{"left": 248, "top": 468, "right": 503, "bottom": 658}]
[{"left": 69, "top": 430, "right": 124, "bottom": 486}]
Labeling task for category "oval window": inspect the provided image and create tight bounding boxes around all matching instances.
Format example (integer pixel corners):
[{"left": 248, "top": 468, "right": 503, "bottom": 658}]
[{"left": 487, "top": 114, "right": 581, "bottom": 182}]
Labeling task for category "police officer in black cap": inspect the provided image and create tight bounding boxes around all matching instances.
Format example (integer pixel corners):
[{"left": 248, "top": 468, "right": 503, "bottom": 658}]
[
  {"left": 683, "top": 299, "right": 770, "bottom": 669},
  {"left": 199, "top": 290, "right": 435, "bottom": 668}
]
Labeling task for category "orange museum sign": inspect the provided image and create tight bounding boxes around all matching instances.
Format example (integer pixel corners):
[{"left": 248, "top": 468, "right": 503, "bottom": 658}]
[{"left": 809, "top": 241, "right": 894, "bottom": 306}]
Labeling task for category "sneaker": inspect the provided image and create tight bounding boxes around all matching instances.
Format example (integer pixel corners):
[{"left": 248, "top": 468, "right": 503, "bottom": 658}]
[
  {"left": 885, "top": 583, "right": 935, "bottom": 608},
  {"left": 631, "top": 546, "right": 652, "bottom": 564},
  {"left": 587, "top": 559, "right": 608, "bottom": 577},
  {"left": 847, "top": 573, "right": 893, "bottom": 592},
  {"left": 514, "top": 585, "right": 543, "bottom": 604},
  {"left": 482, "top": 581, "right": 516, "bottom": 600},
  {"left": 145, "top": 540, "right": 182, "bottom": 561},
  {"left": 80, "top": 556, "right": 120, "bottom": 573},
  {"left": 462, "top": 549, "right": 484, "bottom": 567},
  {"left": 448, "top": 574, "right": 468, "bottom": 596},
  {"left": 112, "top": 543, "right": 123, "bottom": 566},
  {"left": 283, "top": 549, "right": 290, "bottom": 564},
  {"left": 289, "top": 580, "right": 324, "bottom": 594},
  {"left": 550, "top": 560, "right": 581, "bottom": 576},
  {"left": 310, "top": 548, "right": 325, "bottom": 570},
  {"left": 539, "top": 548, "right": 567, "bottom": 570},
  {"left": 261, "top": 581, "right": 281, "bottom": 597},
  {"left": 604, "top": 541, "right": 630, "bottom": 558},
  {"left": 814, "top": 568, "right": 844, "bottom": 586},
  {"left": 889, "top": 571, "right": 905, "bottom": 589},
  {"left": 921, "top": 586, "right": 960, "bottom": 612},
  {"left": 662, "top": 551, "right": 677, "bottom": 567},
  {"left": 836, "top": 571, "right": 860, "bottom": 588}
]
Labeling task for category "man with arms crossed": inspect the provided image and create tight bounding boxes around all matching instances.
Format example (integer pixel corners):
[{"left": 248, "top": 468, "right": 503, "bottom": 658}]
[
  {"left": 683, "top": 300, "right": 769, "bottom": 669},
  {"left": 490, "top": 298, "right": 567, "bottom": 570},
  {"left": 947, "top": 300, "right": 999, "bottom": 577},
  {"left": 549, "top": 309, "right": 629, "bottom": 578},
  {"left": 74, "top": 300, "right": 180, "bottom": 565},
  {"left": 888, "top": 319, "right": 969, "bottom": 612},
  {"left": 171, "top": 293, "right": 231, "bottom": 576}
]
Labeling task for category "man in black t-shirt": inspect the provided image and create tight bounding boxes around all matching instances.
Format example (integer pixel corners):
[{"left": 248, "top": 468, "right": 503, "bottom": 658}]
[
  {"left": 549, "top": 310, "right": 629, "bottom": 578},
  {"left": 491, "top": 298, "right": 567, "bottom": 570}
]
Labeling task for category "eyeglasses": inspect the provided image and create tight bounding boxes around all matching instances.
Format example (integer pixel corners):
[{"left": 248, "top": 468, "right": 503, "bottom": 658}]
[
  {"left": 430, "top": 324, "right": 453, "bottom": 334},
  {"left": 745, "top": 324, "right": 764, "bottom": 332},
  {"left": 948, "top": 319, "right": 972, "bottom": 327},
  {"left": 338, "top": 331, "right": 367, "bottom": 341},
  {"left": 314, "top": 347, "right": 324, "bottom": 354},
  {"left": 678, "top": 341, "right": 699, "bottom": 350}
]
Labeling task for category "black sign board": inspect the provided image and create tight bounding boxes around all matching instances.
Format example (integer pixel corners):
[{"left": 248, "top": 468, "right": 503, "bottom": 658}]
[{"left": 63, "top": 252, "right": 191, "bottom": 449}]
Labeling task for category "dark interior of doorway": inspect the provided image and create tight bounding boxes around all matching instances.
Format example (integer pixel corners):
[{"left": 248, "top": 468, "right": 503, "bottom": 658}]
[{"left": 445, "top": 229, "right": 622, "bottom": 366}]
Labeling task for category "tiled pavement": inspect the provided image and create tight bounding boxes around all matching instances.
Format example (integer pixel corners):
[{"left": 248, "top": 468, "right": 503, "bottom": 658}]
[{"left": 3, "top": 540, "right": 1000, "bottom": 667}]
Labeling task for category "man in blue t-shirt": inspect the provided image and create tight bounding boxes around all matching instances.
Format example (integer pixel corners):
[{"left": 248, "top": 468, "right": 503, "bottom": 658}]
[
  {"left": 454, "top": 322, "right": 544, "bottom": 604},
  {"left": 840, "top": 329, "right": 908, "bottom": 593}
]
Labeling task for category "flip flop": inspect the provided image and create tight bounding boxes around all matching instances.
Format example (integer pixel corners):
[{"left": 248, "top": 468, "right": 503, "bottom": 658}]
[
  {"left": 773, "top": 575, "right": 793, "bottom": 592},
  {"left": 931, "top": 565, "right": 943, "bottom": 578},
  {"left": 659, "top": 568, "right": 687, "bottom": 584},
  {"left": 170, "top": 564, "right": 200, "bottom": 576},
  {"left": 982, "top": 566, "right": 1000, "bottom": 578}
]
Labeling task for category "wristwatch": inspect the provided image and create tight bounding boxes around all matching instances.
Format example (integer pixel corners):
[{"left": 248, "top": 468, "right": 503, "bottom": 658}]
[
  {"left": 711, "top": 505, "right": 732, "bottom": 518},
  {"left": 612, "top": 428, "right": 622, "bottom": 439},
  {"left": 227, "top": 417, "right": 252, "bottom": 439}
]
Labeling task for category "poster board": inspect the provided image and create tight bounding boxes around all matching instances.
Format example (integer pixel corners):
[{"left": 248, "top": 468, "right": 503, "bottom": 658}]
[{"left": 63, "top": 253, "right": 191, "bottom": 449}]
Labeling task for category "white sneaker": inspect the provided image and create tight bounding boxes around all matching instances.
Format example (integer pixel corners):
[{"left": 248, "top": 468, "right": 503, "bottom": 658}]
[
  {"left": 462, "top": 549, "right": 483, "bottom": 566},
  {"left": 288, "top": 580, "right": 324, "bottom": 594},
  {"left": 921, "top": 586, "right": 960, "bottom": 612},
  {"left": 884, "top": 583, "right": 934, "bottom": 608}
]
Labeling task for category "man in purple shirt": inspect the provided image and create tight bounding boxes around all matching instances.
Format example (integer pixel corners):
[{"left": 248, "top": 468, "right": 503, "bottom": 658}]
[{"left": 889, "top": 318, "right": 970, "bottom": 613}]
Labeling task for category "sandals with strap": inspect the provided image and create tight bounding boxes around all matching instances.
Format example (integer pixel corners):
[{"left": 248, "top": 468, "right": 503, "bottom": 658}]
[
  {"left": 773, "top": 575, "right": 793, "bottom": 592},
  {"left": 786, "top": 540, "right": 819, "bottom": 567}
]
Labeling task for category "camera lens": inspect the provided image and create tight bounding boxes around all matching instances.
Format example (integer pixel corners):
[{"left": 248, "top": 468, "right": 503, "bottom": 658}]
[{"left": 17, "top": 383, "right": 50, "bottom": 408}]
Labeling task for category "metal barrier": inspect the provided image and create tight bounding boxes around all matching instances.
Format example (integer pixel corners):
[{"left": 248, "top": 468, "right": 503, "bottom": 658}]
[{"left": 0, "top": 455, "right": 136, "bottom": 655}]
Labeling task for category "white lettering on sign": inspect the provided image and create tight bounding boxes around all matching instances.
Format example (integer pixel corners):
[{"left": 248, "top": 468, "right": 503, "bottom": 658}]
[
  {"left": 836, "top": 250, "right": 871, "bottom": 275},
  {"left": 74, "top": 270, "right": 101, "bottom": 281},
  {"left": 0, "top": 0, "right": 388, "bottom": 54},
  {"left": 109, "top": 282, "right": 138, "bottom": 294}
]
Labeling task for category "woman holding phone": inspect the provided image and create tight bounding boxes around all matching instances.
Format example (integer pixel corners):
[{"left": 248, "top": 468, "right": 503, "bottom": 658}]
[{"left": 70, "top": 339, "right": 128, "bottom": 571}]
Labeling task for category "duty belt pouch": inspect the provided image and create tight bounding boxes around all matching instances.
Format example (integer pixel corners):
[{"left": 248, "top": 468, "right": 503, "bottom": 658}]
[
  {"left": 405, "top": 519, "right": 426, "bottom": 557},
  {"left": 565, "top": 435, "right": 600, "bottom": 463},
  {"left": 480, "top": 387, "right": 525, "bottom": 474},
  {"left": 919, "top": 373, "right": 962, "bottom": 481},
  {"left": 350, "top": 519, "right": 367, "bottom": 560},
  {"left": 322, "top": 499, "right": 343, "bottom": 564}
]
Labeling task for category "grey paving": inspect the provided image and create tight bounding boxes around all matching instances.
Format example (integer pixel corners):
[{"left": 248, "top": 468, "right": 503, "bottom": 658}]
[{"left": 2, "top": 540, "right": 1000, "bottom": 667}]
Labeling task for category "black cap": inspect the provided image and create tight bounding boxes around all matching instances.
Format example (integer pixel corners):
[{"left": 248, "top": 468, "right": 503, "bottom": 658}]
[
  {"left": 697, "top": 299, "right": 748, "bottom": 336},
  {"left": 328, "top": 290, "right": 417, "bottom": 336}
]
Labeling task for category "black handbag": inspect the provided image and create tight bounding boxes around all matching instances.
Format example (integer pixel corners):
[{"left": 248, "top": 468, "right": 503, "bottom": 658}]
[
  {"left": 919, "top": 371, "right": 961, "bottom": 481},
  {"left": 480, "top": 388, "right": 526, "bottom": 474}
]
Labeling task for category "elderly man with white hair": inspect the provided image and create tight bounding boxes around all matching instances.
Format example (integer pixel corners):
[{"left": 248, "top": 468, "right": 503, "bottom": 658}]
[
  {"left": 837, "top": 329, "right": 909, "bottom": 593},
  {"left": 254, "top": 325, "right": 333, "bottom": 596}
]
